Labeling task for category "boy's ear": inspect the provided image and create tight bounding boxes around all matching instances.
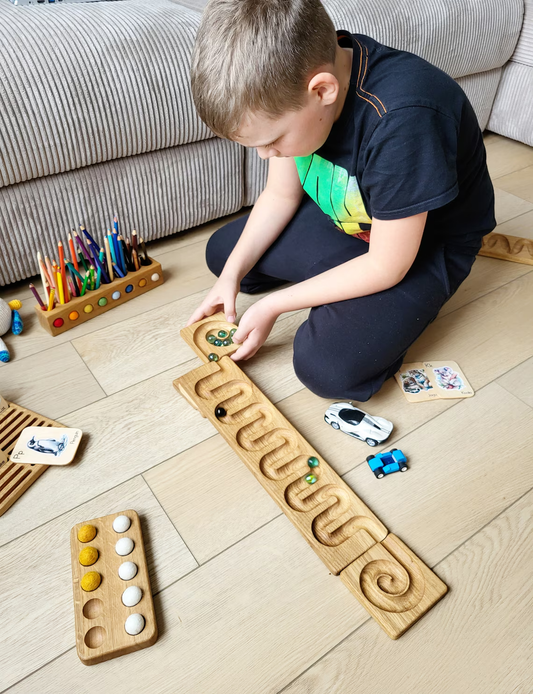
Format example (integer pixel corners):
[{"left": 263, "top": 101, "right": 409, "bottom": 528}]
[{"left": 307, "top": 72, "right": 339, "bottom": 105}]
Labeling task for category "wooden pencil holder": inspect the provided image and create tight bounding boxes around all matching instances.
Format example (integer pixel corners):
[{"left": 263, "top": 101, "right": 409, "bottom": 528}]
[{"left": 34, "top": 259, "right": 164, "bottom": 336}]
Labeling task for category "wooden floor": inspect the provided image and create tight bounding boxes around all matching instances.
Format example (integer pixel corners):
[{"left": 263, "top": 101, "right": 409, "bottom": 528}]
[{"left": 1, "top": 132, "right": 532, "bottom": 694}]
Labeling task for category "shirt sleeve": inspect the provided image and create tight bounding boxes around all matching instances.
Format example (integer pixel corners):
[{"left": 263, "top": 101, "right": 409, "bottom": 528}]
[{"left": 362, "top": 106, "right": 460, "bottom": 220}]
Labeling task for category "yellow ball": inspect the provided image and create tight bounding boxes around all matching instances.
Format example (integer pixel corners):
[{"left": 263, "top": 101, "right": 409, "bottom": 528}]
[
  {"left": 79, "top": 546, "right": 99, "bottom": 566},
  {"left": 8, "top": 299, "right": 22, "bottom": 310},
  {"left": 77, "top": 524, "right": 97, "bottom": 543},
  {"left": 81, "top": 571, "right": 101, "bottom": 592}
]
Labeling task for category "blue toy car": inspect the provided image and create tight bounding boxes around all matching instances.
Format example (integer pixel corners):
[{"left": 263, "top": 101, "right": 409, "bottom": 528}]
[{"left": 366, "top": 449, "right": 408, "bottom": 479}]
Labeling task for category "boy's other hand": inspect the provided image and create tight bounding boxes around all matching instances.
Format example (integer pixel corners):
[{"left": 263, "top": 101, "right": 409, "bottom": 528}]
[
  {"left": 230, "top": 297, "right": 279, "bottom": 361},
  {"left": 186, "top": 274, "right": 240, "bottom": 327}
]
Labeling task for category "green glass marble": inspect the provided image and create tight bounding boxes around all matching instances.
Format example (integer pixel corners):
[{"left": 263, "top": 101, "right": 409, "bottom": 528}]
[
  {"left": 218, "top": 330, "right": 228, "bottom": 338},
  {"left": 307, "top": 456, "right": 319, "bottom": 468},
  {"left": 305, "top": 474, "right": 317, "bottom": 484},
  {"left": 207, "top": 334, "right": 216, "bottom": 344},
  {"left": 222, "top": 339, "right": 230, "bottom": 346},
  {"left": 230, "top": 328, "right": 237, "bottom": 337},
  {"left": 208, "top": 353, "right": 219, "bottom": 362},
  {"left": 214, "top": 339, "right": 223, "bottom": 347}
]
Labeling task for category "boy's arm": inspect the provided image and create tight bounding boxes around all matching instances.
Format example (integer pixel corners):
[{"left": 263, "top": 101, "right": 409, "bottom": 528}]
[
  {"left": 221, "top": 157, "right": 304, "bottom": 282},
  {"left": 267, "top": 212, "right": 428, "bottom": 311},
  {"left": 231, "top": 212, "right": 427, "bottom": 360}
]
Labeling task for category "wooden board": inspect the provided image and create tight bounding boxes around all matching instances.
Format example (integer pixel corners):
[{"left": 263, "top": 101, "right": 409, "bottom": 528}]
[
  {"left": 478, "top": 232, "right": 533, "bottom": 265},
  {"left": 35, "top": 259, "right": 164, "bottom": 336},
  {"left": 174, "top": 314, "right": 448, "bottom": 638},
  {"left": 70, "top": 509, "right": 158, "bottom": 666},
  {"left": 0, "top": 399, "right": 63, "bottom": 517}
]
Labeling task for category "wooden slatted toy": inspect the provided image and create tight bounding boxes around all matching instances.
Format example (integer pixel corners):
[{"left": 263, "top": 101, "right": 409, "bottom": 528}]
[
  {"left": 70, "top": 510, "right": 158, "bottom": 665},
  {"left": 174, "top": 314, "right": 448, "bottom": 639},
  {"left": 0, "top": 395, "right": 63, "bottom": 517}
]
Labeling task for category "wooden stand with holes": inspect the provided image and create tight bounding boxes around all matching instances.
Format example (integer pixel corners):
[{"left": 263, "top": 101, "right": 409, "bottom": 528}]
[
  {"left": 34, "top": 258, "right": 164, "bottom": 337},
  {"left": 478, "top": 232, "right": 533, "bottom": 265},
  {"left": 70, "top": 510, "right": 158, "bottom": 665},
  {"left": 0, "top": 396, "right": 63, "bottom": 517},
  {"left": 174, "top": 314, "right": 448, "bottom": 639}
]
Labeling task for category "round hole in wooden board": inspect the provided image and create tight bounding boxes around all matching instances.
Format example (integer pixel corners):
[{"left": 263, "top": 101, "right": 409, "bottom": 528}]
[
  {"left": 83, "top": 598, "right": 104, "bottom": 619},
  {"left": 84, "top": 625, "right": 106, "bottom": 649}
]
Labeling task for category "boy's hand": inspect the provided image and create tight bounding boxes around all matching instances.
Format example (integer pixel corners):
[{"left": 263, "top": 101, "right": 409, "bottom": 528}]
[
  {"left": 186, "top": 274, "right": 240, "bottom": 326},
  {"left": 230, "top": 297, "right": 279, "bottom": 361}
]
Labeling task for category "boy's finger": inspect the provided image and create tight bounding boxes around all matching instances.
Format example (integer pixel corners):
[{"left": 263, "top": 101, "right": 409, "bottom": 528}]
[{"left": 224, "top": 300, "right": 236, "bottom": 325}]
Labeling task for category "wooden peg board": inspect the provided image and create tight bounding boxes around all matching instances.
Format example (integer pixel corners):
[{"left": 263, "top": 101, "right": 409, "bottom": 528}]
[
  {"left": 478, "top": 232, "right": 533, "bottom": 265},
  {"left": 70, "top": 510, "right": 158, "bottom": 665},
  {"left": 35, "top": 258, "right": 164, "bottom": 337},
  {"left": 0, "top": 399, "right": 63, "bottom": 517},
  {"left": 174, "top": 314, "right": 448, "bottom": 639}
]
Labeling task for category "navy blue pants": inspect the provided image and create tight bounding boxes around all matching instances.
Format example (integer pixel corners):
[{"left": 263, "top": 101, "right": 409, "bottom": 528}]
[{"left": 206, "top": 194, "right": 483, "bottom": 401}]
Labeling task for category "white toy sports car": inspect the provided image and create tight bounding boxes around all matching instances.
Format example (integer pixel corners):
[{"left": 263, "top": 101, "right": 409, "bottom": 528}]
[{"left": 324, "top": 402, "right": 393, "bottom": 447}]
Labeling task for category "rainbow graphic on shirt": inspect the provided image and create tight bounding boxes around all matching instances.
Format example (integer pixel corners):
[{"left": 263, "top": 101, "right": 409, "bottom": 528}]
[{"left": 294, "top": 154, "right": 372, "bottom": 241}]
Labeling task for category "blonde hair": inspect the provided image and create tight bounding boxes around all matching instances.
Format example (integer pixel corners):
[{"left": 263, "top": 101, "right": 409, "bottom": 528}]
[{"left": 190, "top": 0, "right": 338, "bottom": 140}]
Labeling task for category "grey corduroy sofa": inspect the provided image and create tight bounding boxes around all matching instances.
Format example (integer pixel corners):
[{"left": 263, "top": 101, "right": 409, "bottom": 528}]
[{"left": 0, "top": 0, "right": 530, "bottom": 285}]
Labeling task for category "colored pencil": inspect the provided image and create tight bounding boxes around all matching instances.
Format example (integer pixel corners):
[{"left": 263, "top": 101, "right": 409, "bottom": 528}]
[
  {"left": 73, "top": 230, "right": 93, "bottom": 264},
  {"left": 132, "top": 229, "right": 139, "bottom": 252},
  {"left": 80, "top": 224, "right": 99, "bottom": 250},
  {"left": 113, "top": 214, "right": 119, "bottom": 235},
  {"left": 29, "top": 283, "right": 46, "bottom": 310},
  {"left": 117, "top": 236, "right": 128, "bottom": 274},
  {"left": 139, "top": 238, "right": 151, "bottom": 265},
  {"left": 47, "top": 288, "right": 55, "bottom": 311},
  {"left": 104, "top": 236, "right": 114, "bottom": 279},
  {"left": 132, "top": 248, "right": 140, "bottom": 271},
  {"left": 78, "top": 251, "right": 90, "bottom": 273},
  {"left": 68, "top": 232, "right": 79, "bottom": 271},
  {"left": 112, "top": 232, "right": 123, "bottom": 274},
  {"left": 89, "top": 266, "right": 95, "bottom": 291},
  {"left": 81, "top": 274, "right": 88, "bottom": 296},
  {"left": 37, "top": 252, "right": 50, "bottom": 299},
  {"left": 125, "top": 239, "right": 134, "bottom": 271},
  {"left": 45, "top": 256, "right": 56, "bottom": 291},
  {"left": 112, "top": 263, "right": 125, "bottom": 278},
  {"left": 58, "top": 242, "right": 70, "bottom": 303},
  {"left": 89, "top": 247, "right": 110, "bottom": 284},
  {"left": 107, "top": 232, "right": 117, "bottom": 265},
  {"left": 56, "top": 271, "right": 65, "bottom": 304}
]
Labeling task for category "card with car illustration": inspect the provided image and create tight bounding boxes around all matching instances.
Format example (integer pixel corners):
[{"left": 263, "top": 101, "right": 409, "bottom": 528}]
[
  {"left": 9, "top": 427, "right": 83, "bottom": 465},
  {"left": 395, "top": 361, "right": 474, "bottom": 402}
]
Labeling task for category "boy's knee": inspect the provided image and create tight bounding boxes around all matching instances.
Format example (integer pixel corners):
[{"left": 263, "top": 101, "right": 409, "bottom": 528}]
[
  {"left": 205, "top": 230, "right": 226, "bottom": 278},
  {"left": 292, "top": 325, "right": 375, "bottom": 402}
]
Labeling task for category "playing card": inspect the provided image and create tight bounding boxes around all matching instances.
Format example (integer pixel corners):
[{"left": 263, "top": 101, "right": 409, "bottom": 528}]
[
  {"left": 395, "top": 361, "right": 474, "bottom": 402},
  {"left": 9, "top": 427, "right": 83, "bottom": 466}
]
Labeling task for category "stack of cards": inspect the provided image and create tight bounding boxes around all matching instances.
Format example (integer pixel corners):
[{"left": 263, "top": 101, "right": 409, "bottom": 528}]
[
  {"left": 395, "top": 361, "right": 474, "bottom": 402},
  {"left": 9, "top": 427, "right": 83, "bottom": 466}
]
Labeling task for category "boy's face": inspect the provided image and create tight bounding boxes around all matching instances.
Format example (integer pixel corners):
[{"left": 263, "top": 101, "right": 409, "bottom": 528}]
[{"left": 233, "top": 47, "right": 352, "bottom": 160}]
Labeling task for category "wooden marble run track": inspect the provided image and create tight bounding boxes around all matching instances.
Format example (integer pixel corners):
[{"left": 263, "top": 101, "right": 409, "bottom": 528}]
[
  {"left": 478, "top": 232, "right": 533, "bottom": 265},
  {"left": 174, "top": 314, "right": 447, "bottom": 639}
]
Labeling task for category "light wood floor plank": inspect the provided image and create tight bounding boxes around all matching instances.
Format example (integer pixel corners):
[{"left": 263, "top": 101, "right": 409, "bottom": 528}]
[
  {"left": 497, "top": 356, "right": 533, "bottom": 408},
  {"left": 485, "top": 132, "right": 533, "bottom": 179},
  {"left": 0, "top": 342, "right": 105, "bottom": 420},
  {"left": 495, "top": 209, "right": 533, "bottom": 240},
  {"left": 494, "top": 187, "right": 533, "bottom": 225},
  {"left": 282, "top": 488, "right": 533, "bottom": 694},
  {"left": 493, "top": 165, "right": 533, "bottom": 204},
  {"left": 0, "top": 475, "right": 197, "bottom": 692}
]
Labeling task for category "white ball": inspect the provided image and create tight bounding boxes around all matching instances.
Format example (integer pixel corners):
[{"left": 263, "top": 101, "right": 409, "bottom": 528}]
[
  {"left": 122, "top": 585, "right": 142, "bottom": 607},
  {"left": 113, "top": 515, "right": 131, "bottom": 533},
  {"left": 118, "top": 561, "right": 138, "bottom": 581},
  {"left": 115, "top": 537, "right": 134, "bottom": 556},
  {"left": 125, "top": 613, "right": 145, "bottom": 636}
]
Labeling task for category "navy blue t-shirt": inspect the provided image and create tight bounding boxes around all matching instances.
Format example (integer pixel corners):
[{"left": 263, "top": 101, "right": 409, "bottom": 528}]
[{"left": 294, "top": 31, "right": 496, "bottom": 250}]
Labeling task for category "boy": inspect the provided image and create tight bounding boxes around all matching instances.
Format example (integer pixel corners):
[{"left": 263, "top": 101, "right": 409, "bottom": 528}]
[{"left": 187, "top": 0, "right": 495, "bottom": 402}]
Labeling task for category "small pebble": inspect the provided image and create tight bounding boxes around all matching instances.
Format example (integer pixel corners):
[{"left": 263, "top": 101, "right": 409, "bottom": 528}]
[
  {"left": 122, "top": 586, "right": 143, "bottom": 607},
  {"left": 230, "top": 328, "right": 237, "bottom": 337},
  {"left": 307, "top": 457, "right": 320, "bottom": 468},
  {"left": 125, "top": 613, "right": 145, "bottom": 636},
  {"left": 213, "top": 339, "right": 223, "bottom": 347},
  {"left": 79, "top": 546, "right": 99, "bottom": 566},
  {"left": 77, "top": 525, "right": 97, "bottom": 543},
  {"left": 207, "top": 335, "right": 216, "bottom": 344},
  {"left": 81, "top": 571, "right": 101, "bottom": 592},
  {"left": 115, "top": 537, "right": 134, "bottom": 556},
  {"left": 112, "top": 515, "right": 131, "bottom": 533},
  {"left": 305, "top": 474, "right": 317, "bottom": 484},
  {"left": 222, "top": 339, "right": 230, "bottom": 346},
  {"left": 118, "top": 561, "right": 138, "bottom": 581},
  {"left": 215, "top": 407, "right": 226, "bottom": 419},
  {"left": 208, "top": 353, "right": 219, "bottom": 362},
  {"left": 218, "top": 330, "right": 228, "bottom": 338}
]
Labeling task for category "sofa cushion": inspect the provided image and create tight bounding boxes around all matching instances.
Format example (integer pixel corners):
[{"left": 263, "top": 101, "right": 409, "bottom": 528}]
[
  {"left": 322, "top": 0, "right": 523, "bottom": 79},
  {"left": 0, "top": 0, "right": 209, "bottom": 189}
]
